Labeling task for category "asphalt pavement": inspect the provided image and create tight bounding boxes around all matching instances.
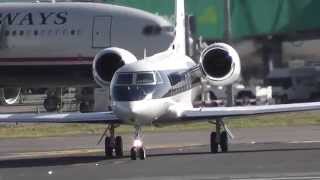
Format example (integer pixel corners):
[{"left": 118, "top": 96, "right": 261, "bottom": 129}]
[
  {"left": 0, "top": 126, "right": 320, "bottom": 179},
  {"left": 1, "top": 104, "right": 320, "bottom": 179},
  {"left": 0, "top": 142, "right": 320, "bottom": 180}
]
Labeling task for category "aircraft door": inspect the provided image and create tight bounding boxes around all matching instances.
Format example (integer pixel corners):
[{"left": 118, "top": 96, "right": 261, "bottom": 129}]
[{"left": 92, "top": 16, "right": 111, "bottom": 48}]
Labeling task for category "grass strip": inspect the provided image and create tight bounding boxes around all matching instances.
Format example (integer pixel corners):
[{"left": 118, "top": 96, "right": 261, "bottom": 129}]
[{"left": 0, "top": 111, "right": 320, "bottom": 139}]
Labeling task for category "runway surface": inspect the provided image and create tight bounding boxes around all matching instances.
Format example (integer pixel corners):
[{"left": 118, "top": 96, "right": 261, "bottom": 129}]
[
  {"left": 0, "top": 126, "right": 320, "bottom": 179},
  {"left": 1, "top": 143, "right": 320, "bottom": 180}
]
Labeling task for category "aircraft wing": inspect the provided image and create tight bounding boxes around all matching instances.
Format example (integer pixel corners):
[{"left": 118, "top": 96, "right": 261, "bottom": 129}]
[
  {"left": 0, "top": 112, "right": 122, "bottom": 124},
  {"left": 181, "top": 102, "right": 320, "bottom": 121}
]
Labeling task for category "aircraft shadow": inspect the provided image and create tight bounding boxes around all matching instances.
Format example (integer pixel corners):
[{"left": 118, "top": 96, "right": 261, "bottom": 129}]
[
  {"left": 1, "top": 145, "right": 320, "bottom": 168},
  {"left": 147, "top": 145, "right": 320, "bottom": 157},
  {"left": 229, "top": 146, "right": 320, "bottom": 154},
  {"left": 0, "top": 155, "right": 107, "bottom": 169}
]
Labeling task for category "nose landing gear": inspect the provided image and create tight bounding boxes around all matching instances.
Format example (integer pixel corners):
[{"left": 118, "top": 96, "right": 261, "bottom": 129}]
[{"left": 130, "top": 126, "right": 146, "bottom": 160}]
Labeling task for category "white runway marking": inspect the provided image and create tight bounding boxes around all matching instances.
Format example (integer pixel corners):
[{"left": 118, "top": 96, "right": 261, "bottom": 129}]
[{"left": 289, "top": 140, "right": 320, "bottom": 144}]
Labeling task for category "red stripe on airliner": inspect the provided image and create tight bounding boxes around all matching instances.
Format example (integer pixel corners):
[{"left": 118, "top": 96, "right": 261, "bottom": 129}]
[{"left": 0, "top": 57, "right": 94, "bottom": 65}]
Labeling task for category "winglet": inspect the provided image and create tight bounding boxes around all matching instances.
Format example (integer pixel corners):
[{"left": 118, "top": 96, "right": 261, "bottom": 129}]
[{"left": 171, "top": 0, "right": 186, "bottom": 55}]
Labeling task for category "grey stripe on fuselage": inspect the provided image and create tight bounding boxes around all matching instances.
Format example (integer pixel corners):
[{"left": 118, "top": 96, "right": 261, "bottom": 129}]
[{"left": 161, "top": 68, "right": 201, "bottom": 98}]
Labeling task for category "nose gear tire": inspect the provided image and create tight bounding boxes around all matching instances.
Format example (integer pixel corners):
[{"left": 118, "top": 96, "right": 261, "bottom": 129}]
[
  {"left": 130, "top": 147, "right": 137, "bottom": 160},
  {"left": 138, "top": 147, "right": 146, "bottom": 160},
  {"left": 210, "top": 132, "right": 218, "bottom": 153}
]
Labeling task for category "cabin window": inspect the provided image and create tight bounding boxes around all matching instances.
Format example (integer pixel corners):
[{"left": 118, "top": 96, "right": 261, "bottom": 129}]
[{"left": 1, "top": 28, "right": 82, "bottom": 38}]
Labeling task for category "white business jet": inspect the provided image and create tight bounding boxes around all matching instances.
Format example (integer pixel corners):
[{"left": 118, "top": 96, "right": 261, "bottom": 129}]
[
  {"left": 1, "top": 0, "right": 320, "bottom": 160},
  {"left": 0, "top": 1, "right": 173, "bottom": 110}
]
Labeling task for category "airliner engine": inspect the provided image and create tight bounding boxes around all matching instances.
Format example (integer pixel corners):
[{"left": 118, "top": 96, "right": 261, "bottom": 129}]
[
  {"left": 199, "top": 43, "right": 241, "bottom": 86},
  {"left": 93, "top": 48, "right": 138, "bottom": 87},
  {"left": 0, "top": 88, "right": 21, "bottom": 105}
]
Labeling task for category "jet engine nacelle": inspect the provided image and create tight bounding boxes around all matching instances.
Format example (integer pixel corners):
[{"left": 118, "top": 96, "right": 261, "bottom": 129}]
[
  {"left": 199, "top": 43, "right": 241, "bottom": 86},
  {"left": 0, "top": 88, "right": 21, "bottom": 105},
  {"left": 93, "top": 47, "right": 138, "bottom": 87}
]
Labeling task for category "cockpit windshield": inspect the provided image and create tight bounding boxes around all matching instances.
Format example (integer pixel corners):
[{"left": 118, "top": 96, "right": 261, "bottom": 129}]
[
  {"left": 136, "top": 72, "right": 155, "bottom": 84},
  {"left": 116, "top": 73, "right": 133, "bottom": 85},
  {"left": 112, "top": 71, "right": 162, "bottom": 101}
]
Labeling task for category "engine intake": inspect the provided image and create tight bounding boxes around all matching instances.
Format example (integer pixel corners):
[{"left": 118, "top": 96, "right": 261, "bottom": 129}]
[
  {"left": 199, "top": 43, "right": 241, "bottom": 86},
  {"left": 93, "top": 47, "right": 137, "bottom": 87}
]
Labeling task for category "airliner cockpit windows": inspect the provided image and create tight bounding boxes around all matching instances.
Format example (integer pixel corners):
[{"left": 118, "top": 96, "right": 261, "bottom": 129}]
[
  {"left": 116, "top": 73, "right": 133, "bottom": 85},
  {"left": 142, "top": 25, "right": 161, "bottom": 36},
  {"left": 136, "top": 72, "right": 155, "bottom": 84},
  {"left": 112, "top": 72, "right": 161, "bottom": 101}
]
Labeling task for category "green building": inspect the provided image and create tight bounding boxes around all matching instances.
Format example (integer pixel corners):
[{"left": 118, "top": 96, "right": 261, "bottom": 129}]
[{"left": 104, "top": 0, "right": 320, "bottom": 41}]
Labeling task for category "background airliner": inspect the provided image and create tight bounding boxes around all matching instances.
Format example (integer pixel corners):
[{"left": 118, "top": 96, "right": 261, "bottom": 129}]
[
  {"left": 1, "top": 0, "right": 320, "bottom": 160},
  {"left": 0, "top": 2, "right": 173, "bottom": 110}
]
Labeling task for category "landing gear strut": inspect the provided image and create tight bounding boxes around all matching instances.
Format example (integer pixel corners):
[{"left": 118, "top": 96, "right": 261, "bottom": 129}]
[
  {"left": 130, "top": 126, "right": 146, "bottom": 160},
  {"left": 210, "top": 119, "right": 229, "bottom": 153},
  {"left": 103, "top": 125, "right": 123, "bottom": 158},
  {"left": 43, "top": 88, "right": 63, "bottom": 112}
]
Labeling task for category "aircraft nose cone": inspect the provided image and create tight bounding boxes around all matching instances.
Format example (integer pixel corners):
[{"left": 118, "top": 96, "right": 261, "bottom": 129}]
[
  {"left": 129, "top": 102, "right": 145, "bottom": 114},
  {"left": 113, "top": 102, "right": 131, "bottom": 117},
  {"left": 112, "top": 101, "right": 163, "bottom": 125}
]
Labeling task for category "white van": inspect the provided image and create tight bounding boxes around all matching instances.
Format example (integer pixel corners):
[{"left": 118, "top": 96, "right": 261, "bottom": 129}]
[{"left": 266, "top": 67, "right": 320, "bottom": 103}]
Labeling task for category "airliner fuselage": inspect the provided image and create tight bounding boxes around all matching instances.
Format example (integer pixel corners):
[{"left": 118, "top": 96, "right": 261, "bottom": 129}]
[{"left": 0, "top": 2, "right": 173, "bottom": 87}]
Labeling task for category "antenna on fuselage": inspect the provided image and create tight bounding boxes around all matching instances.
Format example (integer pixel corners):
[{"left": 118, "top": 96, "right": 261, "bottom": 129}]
[
  {"left": 143, "top": 48, "right": 147, "bottom": 58},
  {"left": 52, "top": 0, "right": 56, "bottom": 3}
]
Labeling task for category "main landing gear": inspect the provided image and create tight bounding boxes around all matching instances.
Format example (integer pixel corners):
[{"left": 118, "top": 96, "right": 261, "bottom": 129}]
[
  {"left": 210, "top": 119, "right": 231, "bottom": 153},
  {"left": 102, "top": 125, "right": 123, "bottom": 159},
  {"left": 130, "top": 126, "right": 146, "bottom": 160},
  {"left": 43, "top": 88, "right": 63, "bottom": 112}
]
